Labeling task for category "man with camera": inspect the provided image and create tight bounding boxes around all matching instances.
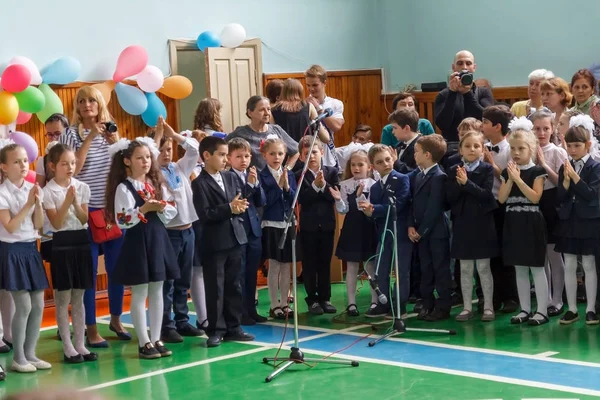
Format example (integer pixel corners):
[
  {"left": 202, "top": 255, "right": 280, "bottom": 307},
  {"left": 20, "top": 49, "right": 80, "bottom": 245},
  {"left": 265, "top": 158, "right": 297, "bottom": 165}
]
[{"left": 434, "top": 50, "right": 495, "bottom": 149}]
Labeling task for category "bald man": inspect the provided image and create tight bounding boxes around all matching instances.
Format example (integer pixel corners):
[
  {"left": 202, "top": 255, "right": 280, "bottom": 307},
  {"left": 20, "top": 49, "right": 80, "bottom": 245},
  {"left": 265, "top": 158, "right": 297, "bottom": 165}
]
[{"left": 434, "top": 50, "right": 495, "bottom": 146}]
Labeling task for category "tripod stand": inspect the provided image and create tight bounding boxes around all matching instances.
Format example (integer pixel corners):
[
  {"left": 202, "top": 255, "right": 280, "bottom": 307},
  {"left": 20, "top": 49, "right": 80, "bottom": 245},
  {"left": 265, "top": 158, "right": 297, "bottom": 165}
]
[
  {"left": 263, "top": 121, "right": 359, "bottom": 382},
  {"left": 368, "top": 194, "right": 456, "bottom": 347}
]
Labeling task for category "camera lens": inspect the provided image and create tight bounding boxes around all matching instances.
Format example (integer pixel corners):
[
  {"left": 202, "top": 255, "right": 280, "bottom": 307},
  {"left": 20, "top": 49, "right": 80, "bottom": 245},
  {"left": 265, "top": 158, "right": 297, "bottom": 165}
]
[
  {"left": 103, "top": 122, "right": 118, "bottom": 133},
  {"left": 460, "top": 73, "right": 473, "bottom": 86}
]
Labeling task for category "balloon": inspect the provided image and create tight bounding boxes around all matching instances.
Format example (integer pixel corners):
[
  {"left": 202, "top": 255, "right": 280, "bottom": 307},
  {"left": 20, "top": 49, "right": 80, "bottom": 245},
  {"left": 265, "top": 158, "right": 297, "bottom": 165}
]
[
  {"left": 92, "top": 81, "right": 116, "bottom": 105},
  {"left": 25, "top": 170, "right": 36, "bottom": 184},
  {"left": 16, "top": 111, "right": 32, "bottom": 125},
  {"left": 141, "top": 92, "right": 167, "bottom": 127},
  {"left": 220, "top": 23, "right": 246, "bottom": 48},
  {"left": 196, "top": 31, "right": 221, "bottom": 51},
  {"left": 1, "top": 64, "right": 31, "bottom": 93},
  {"left": 0, "top": 92, "right": 19, "bottom": 124},
  {"left": 113, "top": 45, "right": 148, "bottom": 83},
  {"left": 14, "top": 86, "right": 45, "bottom": 113},
  {"left": 115, "top": 83, "right": 148, "bottom": 115},
  {"left": 41, "top": 56, "right": 81, "bottom": 85},
  {"left": 36, "top": 83, "right": 64, "bottom": 123},
  {"left": 137, "top": 65, "right": 164, "bottom": 93},
  {"left": 9, "top": 131, "right": 38, "bottom": 161},
  {"left": 9, "top": 56, "right": 42, "bottom": 86},
  {"left": 158, "top": 75, "right": 193, "bottom": 99}
]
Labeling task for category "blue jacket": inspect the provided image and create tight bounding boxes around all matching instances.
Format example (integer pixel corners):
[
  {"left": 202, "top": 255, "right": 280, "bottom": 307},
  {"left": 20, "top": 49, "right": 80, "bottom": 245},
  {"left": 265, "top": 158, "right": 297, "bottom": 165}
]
[
  {"left": 259, "top": 167, "right": 297, "bottom": 223},
  {"left": 369, "top": 169, "right": 411, "bottom": 239}
]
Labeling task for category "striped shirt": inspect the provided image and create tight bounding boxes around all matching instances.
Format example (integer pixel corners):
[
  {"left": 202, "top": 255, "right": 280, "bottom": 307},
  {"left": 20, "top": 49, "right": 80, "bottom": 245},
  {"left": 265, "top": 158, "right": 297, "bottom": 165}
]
[{"left": 59, "top": 127, "right": 112, "bottom": 208}]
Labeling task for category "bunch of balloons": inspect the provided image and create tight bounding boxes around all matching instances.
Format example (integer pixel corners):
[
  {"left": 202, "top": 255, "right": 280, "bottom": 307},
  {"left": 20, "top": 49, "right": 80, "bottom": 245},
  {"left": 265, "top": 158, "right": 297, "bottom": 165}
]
[
  {"left": 196, "top": 23, "right": 247, "bottom": 51},
  {"left": 0, "top": 56, "right": 81, "bottom": 125}
]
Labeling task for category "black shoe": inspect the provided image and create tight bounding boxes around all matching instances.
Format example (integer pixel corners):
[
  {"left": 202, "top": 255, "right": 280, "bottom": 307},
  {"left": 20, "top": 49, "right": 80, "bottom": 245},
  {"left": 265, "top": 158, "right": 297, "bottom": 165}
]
[
  {"left": 154, "top": 340, "right": 172, "bottom": 357},
  {"left": 527, "top": 312, "right": 549, "bottom": 326},
  {"left": 206, "top": 335, "right": 222, "bottom": 347},
  {"left": 160, "top": 328, "right": 183, "bottom": 344},
  {"left": 547, "top": 305, "right": 564, "bottom": 317},
  {"left": 308, "top": 302, "right": 324, "bottom": 315},
  {"left": 423, "top": 309, "right": 450, "bottom": 322},
  {"left": 417, "top": 308, "right": 432, "bottom": 320},
  {"left": 250, "top": 312, "right": 268, "bottom": 323},
  {"left": 502, "top": 300, "right": 519, "bottom": 314},
  {"left": 585, "top": 311, "right": 599, "bottom": 325},
  {"left": 559, "top": 311, "right": 579, "bottom": 325},
  {"left": 83, "top": 352, "right": 98, "bottom": 362},
  {"left": 109, "top": 323, "right": 132, "bottom": 341},
  {"left": 408, "top": 296, "right": 417, "bottom": 304},
  {"left": 196, "top": 319, "right": 209, "bottom": 331},
  {"left": 413, "top": 299, "right": 424, "bottom": 314},
  {"left": 139, "top": 342, "right": 161, "bottom": 359},
  {"left": 177, "top": 323, "right": 204, "bottom": 337},
  {"left": 510, "top": 311, "right": 531, "bottom": 324},
  {"left": 64, "top": 354, "right": 84, "bottom": 364},
  {"left": 223, "top": 330, "right": 255, "bottom": 342},
  {"left": 0, "top": 366, "right": 5, "bottom": 381},
  {"left": 241, "top": 314, "right": 256, "bottom": 326},
  {"left": 346, "top": 304, "right": 360, "bottom": 317},
  {"left": 365, "top": 303, "right": 388, "bottom": 318},
  {"left": 320, "top": 301, "right": 337, "bottom": 314},
  {"left": 0, "top": 344, "right": 10, "bottom": 354}
]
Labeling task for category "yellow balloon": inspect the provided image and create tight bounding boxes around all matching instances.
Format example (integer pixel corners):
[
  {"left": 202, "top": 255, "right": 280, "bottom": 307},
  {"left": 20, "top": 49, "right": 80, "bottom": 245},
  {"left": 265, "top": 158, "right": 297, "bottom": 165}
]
[
  {"left": 0, "top": 92, "right": 19, "bottom": 125},
  {"left": 158, "top": 75, "right": 193, "bottom": 99},
  {"left": 92, "top": 81, "right": 116, "bottom": 105}
]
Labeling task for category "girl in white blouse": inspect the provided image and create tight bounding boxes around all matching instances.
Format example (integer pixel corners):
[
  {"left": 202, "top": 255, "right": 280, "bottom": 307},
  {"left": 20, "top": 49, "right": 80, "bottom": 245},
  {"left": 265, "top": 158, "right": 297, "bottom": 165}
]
[
  {"left": 43, "top": 144, "right": 96, "bottom": 364},
  {"left": 0, "top": 142, "right": 49, "bottom": 374},
  {"left": 105, "top": 138, "right": 180, "bottom": 359}
]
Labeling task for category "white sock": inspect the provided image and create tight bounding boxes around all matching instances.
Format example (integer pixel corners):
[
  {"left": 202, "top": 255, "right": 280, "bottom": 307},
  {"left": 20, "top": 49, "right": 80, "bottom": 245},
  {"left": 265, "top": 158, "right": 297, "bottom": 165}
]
[
  {"left": 131, "top": 284, "right": 151, "bottom": 347},
  {"left": 582, "top": 255, "right": 598, "bottom": 313},
  {"left": 460, "top": 260, "right": 475, "bottom": 312},
  {"left": 0, "top": 289, "right": 14, "bottom": 343},
  {"left": 268, "top": 259, "right": 282, "bottom": 309},
  {"left": 24, "top": 291, "right": 45, "bottom": 363},
  {"left": 148, "top": 281, "right": 163, "bottom": 344},
  {"left": 346, "top": 262, "right": 360, "bottom": 306},
  {"left": 279, "top": 263, "right": 291, "bottom": 308},
  {"left": 515, "top": 266, "right": 532, "bottom": 314},
  {"left": 564, "top": 254, "right": 578, "bottom": 313},
  {"left": 191, "top": 266, "right": 207, "bottom": 328},
  {"left": 475, "top": 259, "right": 494, "bottom": 312},
  {"left": 55, "top": 290, "right": 78, "bottom": 357},
  {"left": 365, "top": 261, "right": 379, "bottom": 304},
  {"left": 71, "top": 289, "right": 89, "bottom": 355},
  {"left": 531, "top": 267, "right": 549, "bottom": 319}
]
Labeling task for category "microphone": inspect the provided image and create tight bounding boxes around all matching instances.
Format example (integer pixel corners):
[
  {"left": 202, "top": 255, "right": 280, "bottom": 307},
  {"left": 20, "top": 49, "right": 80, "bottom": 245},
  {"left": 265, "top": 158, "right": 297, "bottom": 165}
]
[
  {"left": 309, "top": 108, "right": 333, "bottom": 126},
  {"left": 368, "top": 276, "right": 388, "bottom": 305}
]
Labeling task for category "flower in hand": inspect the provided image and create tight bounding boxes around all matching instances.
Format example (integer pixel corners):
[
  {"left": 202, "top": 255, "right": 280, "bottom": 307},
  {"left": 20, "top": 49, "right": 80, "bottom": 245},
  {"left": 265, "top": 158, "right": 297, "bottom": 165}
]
[{"left": 358, "top": 200, "right": 373, "bottom": 216}]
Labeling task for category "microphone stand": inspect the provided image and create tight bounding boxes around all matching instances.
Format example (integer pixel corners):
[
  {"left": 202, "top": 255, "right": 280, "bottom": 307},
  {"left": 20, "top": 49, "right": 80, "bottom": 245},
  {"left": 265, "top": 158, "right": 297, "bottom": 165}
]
[
  {"left": 368, "top": 193, "right": 456, "bottom": 347},
  {"left": 263, "top": 121, "right": 359, "bottom": 382}
]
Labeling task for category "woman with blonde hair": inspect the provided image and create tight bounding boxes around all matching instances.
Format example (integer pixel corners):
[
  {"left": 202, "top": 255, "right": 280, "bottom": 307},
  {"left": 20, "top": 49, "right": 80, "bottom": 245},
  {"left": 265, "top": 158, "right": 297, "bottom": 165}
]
[
  {"left": 59, "top": 86, "right": 129, "bottom": 347},
  {"left": 193, "top": 98, "right": 224, "bottom": 135}
]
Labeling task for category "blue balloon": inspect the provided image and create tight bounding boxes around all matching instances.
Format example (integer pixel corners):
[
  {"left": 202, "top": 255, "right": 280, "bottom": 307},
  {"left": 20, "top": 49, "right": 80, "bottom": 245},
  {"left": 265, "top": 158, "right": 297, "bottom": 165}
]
[
  {"left": 41, "top": 57, "right": 81, "bottom": 84},
  {"left": 141, "top": 92, "right": 167, "bottom": 127},
  {"left": 196, "top": 31, "right": 221, "bottom": 51},
  {"left": 115, "top": 83, "right": 148, "bottom": 115}
]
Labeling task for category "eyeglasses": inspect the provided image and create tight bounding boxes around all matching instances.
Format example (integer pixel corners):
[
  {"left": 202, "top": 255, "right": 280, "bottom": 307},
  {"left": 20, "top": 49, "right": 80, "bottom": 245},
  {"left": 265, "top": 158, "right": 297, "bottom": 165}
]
[{"left": 46, "top": 132, "right": 62, "bottom": 139}]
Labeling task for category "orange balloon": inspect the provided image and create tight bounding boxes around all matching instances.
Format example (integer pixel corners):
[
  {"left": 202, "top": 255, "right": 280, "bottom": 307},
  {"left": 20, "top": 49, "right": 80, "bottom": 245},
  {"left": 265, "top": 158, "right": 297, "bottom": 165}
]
[
  {"left": 92, "top": 81, "right": 116, "bottom": 105},
  {"left": 0, "top": 91, "right": 19, "bottom": 125},
  {"left": 158, "top": 75, "right": 193, "bottom": 99}
]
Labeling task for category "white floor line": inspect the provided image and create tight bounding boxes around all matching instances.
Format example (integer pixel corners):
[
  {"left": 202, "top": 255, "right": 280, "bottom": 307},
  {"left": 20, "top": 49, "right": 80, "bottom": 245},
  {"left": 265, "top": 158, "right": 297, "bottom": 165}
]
[{"left": 535, "top": 351, "right": 560, "bottom": 358}]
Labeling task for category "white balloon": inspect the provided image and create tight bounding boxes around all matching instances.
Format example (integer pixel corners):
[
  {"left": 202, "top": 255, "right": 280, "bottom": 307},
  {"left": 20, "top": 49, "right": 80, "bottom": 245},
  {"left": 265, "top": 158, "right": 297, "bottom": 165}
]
[
  {"left": 136, "top": 65, "right": 165, "bottom": 93},
  {"left": 220, "top": 23, "right": 246, "bottom": 48},
  {"left": 9, "top": 56, "right": 42, "bottom": 86}
]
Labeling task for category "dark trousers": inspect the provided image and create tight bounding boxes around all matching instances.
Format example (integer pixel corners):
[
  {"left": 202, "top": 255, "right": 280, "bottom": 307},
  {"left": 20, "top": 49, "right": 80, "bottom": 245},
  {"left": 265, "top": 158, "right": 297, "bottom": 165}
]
[
  {"left": 162, "top": 227, "right": 195, "bottom": 331},
  {"left": 490, "top": 205, "right": 517, "bottom": 306},
  {"left": 375, "top": 233, "right": 412, "bottom": 313},
  {"left": 300, "top": 229, "right": 334, "bottom": 305},
  {"left": 409, "top": 245, "right": 421, "bottom": 299},
  {"left": 241, "top": 232, "right": 262, "bottom": 315},
  {"left": 419, "top": 237, "right": 452, "bottom": 313},
  {"left": 203, "top": 246, "right": 244, "bottom": 337}
]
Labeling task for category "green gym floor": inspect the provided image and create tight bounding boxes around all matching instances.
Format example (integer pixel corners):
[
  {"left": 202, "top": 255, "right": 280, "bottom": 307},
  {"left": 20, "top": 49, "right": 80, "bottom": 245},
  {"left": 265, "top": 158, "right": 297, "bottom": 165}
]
[{"left": 1, "top": 282, "right": 599, "bottom": 400}]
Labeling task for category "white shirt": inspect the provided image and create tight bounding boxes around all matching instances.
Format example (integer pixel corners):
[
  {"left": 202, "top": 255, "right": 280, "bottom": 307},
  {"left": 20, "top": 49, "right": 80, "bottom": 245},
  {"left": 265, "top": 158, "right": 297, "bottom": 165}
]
[
  {"left": 308, "top": 169, "right": 325, "bottom": 193},
  {"left": 399, "top": 134, "right": 420, "bottom": 159},
  {"left": 160, "top": 139, "right": 200, "bottom": 228},
  {"left": 422, "top": 163, "right": 438, "bottom": 175},
  {"left": 336, "top": 177, "right": 376, "bottom": 213},
  {"left": 541, "top": 143, "right": 567, "bottom": 190},
  {"left": 489, "top": 139, "right": 511, "bottom": 198},
  {"left": 114, "top": 178, "right": 177, "bottom": 229},
  {"left": 574, "top": 154, "right": 591, "bottom": 175},
  {"left": 42, "top": 178, "right": 91, "bottom": 232},
  {"left": 209, "top": 172, "right": 225, "bottom": 192},
  {"left": 34, "top": 156, "right": 53, "bottom": 241},
  {"left": 319, "top": 96, "right": 344, "bottom": 168},
  {"left": 0, "top": 180, "right": 42, "bottom": 243}
]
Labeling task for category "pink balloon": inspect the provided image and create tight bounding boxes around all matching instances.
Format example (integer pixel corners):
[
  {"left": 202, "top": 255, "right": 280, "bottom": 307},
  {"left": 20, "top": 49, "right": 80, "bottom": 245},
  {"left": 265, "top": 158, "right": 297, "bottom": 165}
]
[
  {"left": 25, "top": 170, "right": 36, "bottom": 184},
  {"left": 113, "top": 45, "right": 149, "bottom": 83},
  {"left": 137, "top": 65, "right": 164, "bottom": 93},
  {"left": 1, "top": 64, "right": 32, "bottom": 93},
  {"left": 16, "top": 111, "right": 32, "bottom": 125}
]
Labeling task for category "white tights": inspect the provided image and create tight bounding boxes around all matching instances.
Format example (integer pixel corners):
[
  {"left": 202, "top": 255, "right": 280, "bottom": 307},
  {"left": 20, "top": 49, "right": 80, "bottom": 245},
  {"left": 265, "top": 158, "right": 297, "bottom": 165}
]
[
  {"left": 460, "top": 259, "right": 493, "bottom": 312},
  {"left": 191, "top": 266, "right": 208, "bottom": 328},
  {"left": 0, "top": 289, "right": 14, "bottom": 343},
  {"left": 346, "top": 261, "right": 378, "bottom": 305},
  {"left": 515, "top": 266, "right": 548, "bottom": 320},
  {"left": 55, "top": 289, "right": 88, "bottom": 357},
  {"left": 130, "top": 282, "right": 163, "bottom": 347},
  {"left": 268, "top": 260, "right": 291, "bottom": 309},
  {"left": 564, "top": 254, "right": 597, "bottom": 313},
  {"left": 544, "top": 245, "right": 565, "bottom": 308},
  {"left": 11, "top": 290, "right": 45, "bottom": 365}
]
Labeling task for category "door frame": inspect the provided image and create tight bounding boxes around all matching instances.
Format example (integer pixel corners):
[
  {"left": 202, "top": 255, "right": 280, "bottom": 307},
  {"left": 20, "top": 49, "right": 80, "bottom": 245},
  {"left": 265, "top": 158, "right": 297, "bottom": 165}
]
[{"left": 167, "top": 38, "right": 264, "bottom": 131}]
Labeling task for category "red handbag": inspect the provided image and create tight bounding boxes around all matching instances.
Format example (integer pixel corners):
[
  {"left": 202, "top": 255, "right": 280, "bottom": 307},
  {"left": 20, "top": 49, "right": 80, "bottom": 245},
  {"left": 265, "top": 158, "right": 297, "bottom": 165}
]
[{"left": 89, "top": 209, "right": 122, "bottom": 244}]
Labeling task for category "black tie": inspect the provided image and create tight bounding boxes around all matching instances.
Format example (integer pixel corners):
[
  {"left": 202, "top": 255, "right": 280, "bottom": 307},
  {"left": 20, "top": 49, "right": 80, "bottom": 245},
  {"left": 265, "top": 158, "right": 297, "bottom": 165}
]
[
  {"left": 490, "top": 146, "right": 500, "bottom": 153},
  {"left": 397, "top": 142, "right": 407, "bottom": 151}
]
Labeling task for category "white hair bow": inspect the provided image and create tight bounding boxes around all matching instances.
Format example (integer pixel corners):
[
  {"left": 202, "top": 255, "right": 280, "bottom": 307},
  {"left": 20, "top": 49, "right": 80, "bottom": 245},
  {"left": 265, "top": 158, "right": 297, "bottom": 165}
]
[
  {"left": 0, "top": 139, "right": 15, "bottom": 152},
  {"left": 569, "top": 114, "right": 595, "bottom": 135},
  {"left": 508, "top": 116, "right": 533, "bottom": 132}
]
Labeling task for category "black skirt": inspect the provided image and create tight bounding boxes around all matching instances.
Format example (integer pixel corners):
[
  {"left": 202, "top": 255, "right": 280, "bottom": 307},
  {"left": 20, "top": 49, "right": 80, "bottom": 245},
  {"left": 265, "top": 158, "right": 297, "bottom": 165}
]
[
  {"left": 0, "top": 241, "right": 49, "bottom": 291},
  {"left": 262, "top": 226, "right": 294, "bottom": 263},
  {"left": 40, "top": 239, "right": 52, "bottom": 262},
  {"left": 554, "top": 214, "right": 600, "bottom": 256},
  {"left": 539, "top": 188, "right": 559, "bottom": 244},
  {"left": 50, "top": 230, "right": 94, "bottom": 291},
  {"left": 335, "top": 211, "right": 378, "bottom": 262}
]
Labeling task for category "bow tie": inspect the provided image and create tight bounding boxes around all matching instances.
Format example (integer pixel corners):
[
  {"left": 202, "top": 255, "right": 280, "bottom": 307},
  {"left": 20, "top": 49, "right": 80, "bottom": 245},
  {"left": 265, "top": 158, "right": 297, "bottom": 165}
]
[
  {"left": 489, "top": 145, "right": 500, "bottom": 153},
  {"left": 397, "top": 142, "right": 407, "bottom": 151}
]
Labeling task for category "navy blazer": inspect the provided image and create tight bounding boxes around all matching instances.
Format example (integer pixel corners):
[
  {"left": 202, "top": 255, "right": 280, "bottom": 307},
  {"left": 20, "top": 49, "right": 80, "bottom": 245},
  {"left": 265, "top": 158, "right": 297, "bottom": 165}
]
[
  {"left": 557, "top": 157, "right": 600, "bottom": 220},
  {"left": 296, "top": 165, "right": 340, "bottom": 232},
  {"left": 446, "top": 162, "right": 497, "bottom": 218},
  {"left": 259, "top": 167, "right": 297, "bottom": 223},
  {"left": 409, "top": 164, "right": 450, "bottom": 239},
  {"left": 369, "top": 169, "right": 411, "bottom": 239},
  {"left": 232, "top": 170, "right": 266, "bottom": 238},
  {"left": 192, "top": 169, "right": 247, "bottom": 254},
  {"left": 393, "top": 138, "right": 417, "bottom": 174}
]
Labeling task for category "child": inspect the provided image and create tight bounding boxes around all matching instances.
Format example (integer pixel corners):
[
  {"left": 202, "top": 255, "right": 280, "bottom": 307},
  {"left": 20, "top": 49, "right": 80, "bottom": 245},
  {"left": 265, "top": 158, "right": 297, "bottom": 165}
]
[
  {"left": 296, "top": 136, "right": 340, "bottom": 314},
  {"left": 258, "top": 137, "right": 297, "bottom": 320},
  {"left": 443, "top": 118, "right": 483, "bottom": 170},
  {"left": 227, "top": 138, "right": 267, "bottom": 324},
  {"left": 334, "top": 125, "right": 374, "bottom": 176},
  {"left": 42, "top": 144, "right": 96, "bottom": 363},
  {"left": 106, "top": 138, "right": 180, "bottom": 358},
  {"left": 530, "top": 110, "right": 568, "bottom": 316},
  {"left": 0, "top": 143, "right": 49, "bottom": 373},
  {"left": 358, "top": 145, "right": 411, "bottom": 318},
  {"left": 446, "top": 131, "right": 497, "bottom": 321},
  {"left": 330, "top": 150, "right": 378, "bottom": 316},
  {"left": 381, "top": 92, "right": 435, "bottom": 147},
  {"left": 192, "top": 136, "right": 255, "bottom": 347},
  {"left": 482, "top": 105, "right": 519, "bottom": 313},
  {"left": 390, "top": 109, "right": 420, "bottom": 174},
  {"left": 498, "top": 118, "right": 549, "bottom": 325},
  {"left": 408, "top": 135, "right": 451, "bottom": 321},
  {"left": 555, "top": 115, "right": 600, "bottom": 325},
  {"left": 153, "top": 117, "right": 204, "bottom": 343}
]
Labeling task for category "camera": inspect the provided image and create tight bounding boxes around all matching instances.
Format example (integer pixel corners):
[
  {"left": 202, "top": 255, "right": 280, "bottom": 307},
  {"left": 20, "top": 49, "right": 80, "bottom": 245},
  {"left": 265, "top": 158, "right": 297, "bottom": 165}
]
[
  {"left": 103, "top": 121, "right": 118, "bottom": 133},
  {"left": 458, "top": 70, "right": 474, "bottom": 86}
]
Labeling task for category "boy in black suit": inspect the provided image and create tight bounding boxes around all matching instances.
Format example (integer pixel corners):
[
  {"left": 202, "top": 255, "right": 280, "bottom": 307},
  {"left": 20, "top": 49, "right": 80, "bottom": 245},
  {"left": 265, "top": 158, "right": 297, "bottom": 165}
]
[
  {"left": 390, "top": 109, "right": 420, "bottom": 174},
  {"left": 192, "top": 136, "right": 255, "bottom": 347},
  {"left": 296, "top": 136, "right": 340, "bottom": 314},
  {"left": 409, "top": 134, "right": 452, "bottom": 321},
  {"left": 227, "top": 138, "right": 267, "bottom": 325}
]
